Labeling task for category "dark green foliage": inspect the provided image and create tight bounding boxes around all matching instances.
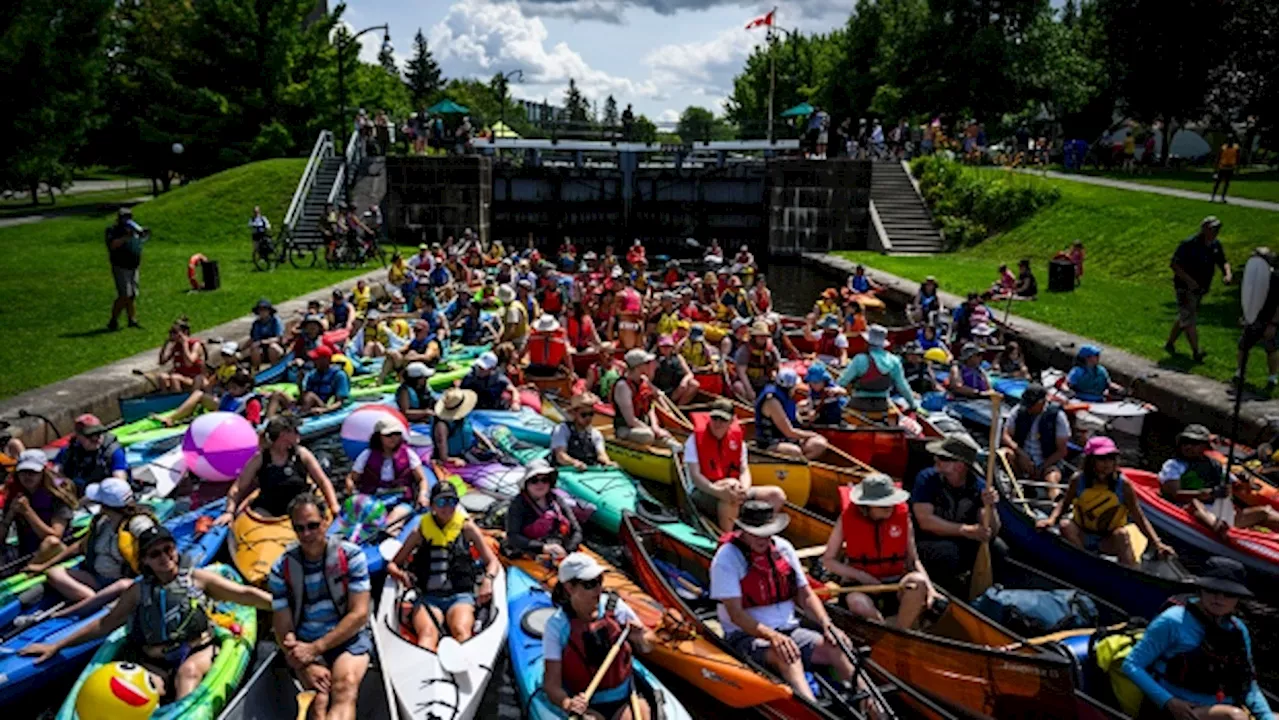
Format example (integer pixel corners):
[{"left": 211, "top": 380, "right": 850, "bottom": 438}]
[
  {"left": 910, "top": 155, "right": 1060, "bottom": 246},
  {"left": 404, "top": 30, "right": 445, "bottom": 109}
]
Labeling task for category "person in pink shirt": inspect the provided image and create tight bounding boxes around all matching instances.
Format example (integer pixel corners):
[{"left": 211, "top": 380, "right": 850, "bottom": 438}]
[{"left": 1068, "top": 240, "right": 1085, "bottom": 285}]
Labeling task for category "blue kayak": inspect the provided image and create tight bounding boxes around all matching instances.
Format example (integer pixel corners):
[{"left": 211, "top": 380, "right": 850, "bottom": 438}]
[
  {"left": 0, "top": 499, "right": 230, "bottom": 706},
  {"left": 470, "top": 407, "right": 556, "bottom": 446}
]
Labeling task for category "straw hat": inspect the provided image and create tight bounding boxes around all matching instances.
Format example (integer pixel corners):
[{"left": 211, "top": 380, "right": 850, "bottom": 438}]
[
  {"left": 533, "top": 314, "right": 561, "bottom": 332},
  {"left": 435, "top": 388, "right": 478, "bottom": 420}
]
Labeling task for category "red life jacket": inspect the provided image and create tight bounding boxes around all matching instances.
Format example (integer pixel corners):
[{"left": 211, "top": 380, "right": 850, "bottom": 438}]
[
  {"left": 837, "top": 486, "right": 909, "bottom": 579},
  {"left": 854, "top": 352, "right": 895, "bottom": 393},
  {"left": 663, "top": 269, "right": 680, "bottom": 287},
  {"left": 566, "top": 316, "right": 594, "bottom": 350},
  {"left": 357, "top": 445, "right": 416, "bottom": 497},
  {"left": 692, "top": 414, "right": 744, "bottom": 482},
  {"left": 613, "top": 376, "right": 653, "bottom": 420},
  {"left": 520, "top": 493, "right": 571, "bottom": 540},
  {"left": 753, "top": 288, "right": 771, "bottom": 312},
  {"left": 719, "top": 530, "right": 798, "bottom": 609},
  {"left": 562, "top": 594, "right": 633, "bottom": 695},
  {"left": 541, "top": 288, "right": 564, "bottom": 315},
  {"left": 816, "top": 331, "right": 843, "bottom": 359},
  {"left": 173, "top": 337, "right": 205, "bottom": 378},
  {"left": 527, "top": 331, "right": 569, "bottom": 368}
]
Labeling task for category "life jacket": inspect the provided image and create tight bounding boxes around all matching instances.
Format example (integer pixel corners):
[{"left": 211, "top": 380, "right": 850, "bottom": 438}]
[
  {"left": 955, "top": 364, "right": 990, "bottom": 393},
  {"left": 218, "top": 392, "right": 262, "bottom": 420},
  {"left": 1072, "top": 473, "right": 1129, "bottom": 534},
  {"left": 720, "top": 530, "right": 798, "bottom": 609},
  {"left": 429, "top": 264, "right": 451, "bottom": 287},
  {"left": 331, "top": 302, "right": 351, "bottom": 329},
  {"left": 745, "top": 341, "right": 779, "bottom": 388},
  {"left": 815, "top": 299, "right": 839, "bottom": 318},
  {"left": 753, "top": 287, "right": 771, "bottom": 312},
  {"left": 283, "top": 537, "right": 350, "bottom": 630},
  {"left": 397, "top": 382, "right": 428, "bottom": 410},
  {"left": 1069, "top": 365, "right": 1110, "bottom": 400},
  {"left": 816, "top": 331, "right": 844, "bottom": 360},
  {"left": 254, "top": 447, "right": 311, "bottom": 517},
  {"left": 837, "top": 488, "right": 909, "bottom": 579},
  {"left": 172, "top": 337, "right": 205, "bottom": 377},
  {"left": 1011, "top": 404, "right": 1063, "bottom": 462},
  {"left": 411, "top": 511, "right": 477, "bottom": 595},
  {"left": 853, "top": 350, "right": 895, "bottom": 394},
  {"left": 131, "top": 566, "right": 211, "bottom": 650},
  {"left": 754, "top": 383, "right": 796, "bottom": 447},
  {"left": 540, "top": 287, "right": 564, "bottom": 315},
  {"left": 653, "top": 354, "right": 685, "bottom": 392},
  {"left": 462, "top": 370, "right": 507, "bottom": 410},
  {"left": 721, "top": 290, "right": 749, "bottom": 317},
  {"left": 612, "top": 376, "right": 654, "bottom": 430},
  {"left": 692, "top": 414, "right": 744, "bottom": 482},
  {"left": 812, "top": 386, "right": 846, "bottom": 425},
  {"left": 460, "top": 314, "right": 488, "bottom": 346},
  {"left": 352, "top": 286, "right": 372, "bottom": 311},
  {"left": 566, "top": 316, "right": 594, "bottom": 350},
  {"left": 61, "top": 433, "right": 127, "bottom": 488},
  {"left": 850, "top": 275, "right": 871, "bottom": 293},
  {"left": 520, "top": 493, "right": 572, "bottom": 540},
  {"left": 84, "top": 513, "right": 152, "bottom": 580},
  {"left": 562, "top": 424, "right": 601, "bottom": 465},
  {"left": 680, "top": 339, "right": 711, "bottom": 369},
  {"left": 655, "top": 312, "right": 680, "bottom": 337},
  {"left": 357, "top": 445, "right": 415, "bottom": 497},
  {"left": 435, "top": 417, "right": 475, "bottom": 458},
  {"left": 305, "top": 365, "right": 346, "bottom": 402},
  {"left": 1159, "top": 599, "right": 1254, "bottom": 704},
  {"left": 527, "top": 331, "right": 569, "bottom": 369},
  {"left": 562, "top": 593, "right": 633, "bottom": 695},
  {"left": 663, "top": 269, "right": 680, "bottom": 287}
]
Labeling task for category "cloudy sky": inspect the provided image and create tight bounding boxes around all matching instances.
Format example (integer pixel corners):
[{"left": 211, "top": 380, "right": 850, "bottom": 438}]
[{"left": 343, "top": 0, "right": 852, "bottom": 124}]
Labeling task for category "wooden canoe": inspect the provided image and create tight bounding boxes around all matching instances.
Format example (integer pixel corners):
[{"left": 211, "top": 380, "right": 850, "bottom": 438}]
[
  {"left": 504, "top": 545, "right": 793, "bottom": 710},
  {"left": 621, "top": 512, "right": 966, "bottom": 720},
  {"left": 524, "top": 369, "right": 575, "bottom": 398}
]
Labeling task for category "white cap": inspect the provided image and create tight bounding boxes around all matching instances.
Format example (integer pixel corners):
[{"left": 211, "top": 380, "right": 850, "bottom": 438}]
[
  {"left": 372, "top": 417, "right": 405, "bottom": 436},
  {"left": 85, "top": 478, "right": 134, "bottom": 508},
  {"left": 558, "top": 552, "right": 607, "bottom": 583},
  {"left": 405, "top": 362, "right": 432, "bottom": 379},
  {"left": 476, "top": 352, "right": 499, "bottom": 370},
  {"left": 776, "top": 367, "right": 799, "bottom": 388},
  {"left": 16, "top": 449, "right": 47, "bottom": 473},
  {"left": 367, "top": 309, "right": 382, "bottom": 320},
  {"left": 625, "top": 348, "right": 656, "bottom": 369},
  {"left": 611, "top": 266, "right": 623, "bottom": 278},
  {"left": 220, "top": 341, "right": 240, "bottom": 356}
]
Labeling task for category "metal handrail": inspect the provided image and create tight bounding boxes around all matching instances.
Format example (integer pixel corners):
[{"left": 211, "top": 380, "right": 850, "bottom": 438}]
[
  {"left": 327, "top": 164, "right": 345, "bottom": 206},
  {"left": 283, "top": 130, "right": 334, "bottom": 235}
]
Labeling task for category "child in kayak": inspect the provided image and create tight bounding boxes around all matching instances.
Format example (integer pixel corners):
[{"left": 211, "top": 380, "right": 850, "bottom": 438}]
[
  {"left": 344, "top": 418, "right": 430, "bottom": 530},
  {"left": 0, "top": 450, "right": 77, "bottom": 563}
]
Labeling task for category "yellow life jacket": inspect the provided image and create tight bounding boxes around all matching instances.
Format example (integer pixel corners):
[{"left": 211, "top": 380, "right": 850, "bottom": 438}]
[
  {"left": 656, "top": 312, "right": 680, "bottom": 337},
  {"left": 1072, "top": 477, "right": 1129, "bottom": 534},
  {"left": 419, "top": 507, "right": 470, "bottom": 546},
  {"left": 680, "top": 339, "right": 710, "bottom": 368},
  {"left": 1093, "top": 629, "right": 1145, "bottom": 716},
  {"left": 352, "top": 286, "right": 372, "bottom": 312}
]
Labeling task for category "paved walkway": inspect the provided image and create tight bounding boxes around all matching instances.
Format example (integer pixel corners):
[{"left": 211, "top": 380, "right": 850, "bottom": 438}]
[
  {"left": 0, "top": 195, "right": 151, "bottom": 229},
  {"left": 1013, "top": 168, "right": 1279, "bottom": 211}
]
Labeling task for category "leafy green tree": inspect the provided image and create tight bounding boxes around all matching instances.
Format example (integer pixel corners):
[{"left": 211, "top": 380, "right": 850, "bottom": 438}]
[
  {"left": 633, "top": 114, "right": 658, "bottom": 143},
  {"left": 378, "top": 42, "right": 398, "bottom": 77},
  {"left": 677, "top": 106, "right": 735, "bottom": 142},
  {"left": 404, "top": 29, "right": 444, "bottom": 109}
]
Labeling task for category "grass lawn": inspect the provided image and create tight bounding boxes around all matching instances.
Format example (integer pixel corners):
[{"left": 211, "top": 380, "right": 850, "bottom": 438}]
[
  {"left": 0, "top": 188, "right": 149, "bottom": 219},
  {"left": 0, "top": 158, "right": 392, "bottom": 400},
  {"left": 1046, "top": 164, "right": 1277, "bottom": 204},
  {"left": 839, "top": 174, "right": 1278, "bottom": 387}
]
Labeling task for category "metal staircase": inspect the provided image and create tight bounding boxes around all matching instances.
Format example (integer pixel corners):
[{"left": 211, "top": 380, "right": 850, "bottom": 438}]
[
  {"left": 282, "top": 130, "right": 362, "bottom": 248},
  {"left": 870, "top": 161, "right": 945, "bottom": 254}
]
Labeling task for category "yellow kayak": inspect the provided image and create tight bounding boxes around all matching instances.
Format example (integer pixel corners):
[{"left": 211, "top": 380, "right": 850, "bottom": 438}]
[{"left": 229, "top": 506, "right": 296, "bottom": 586}]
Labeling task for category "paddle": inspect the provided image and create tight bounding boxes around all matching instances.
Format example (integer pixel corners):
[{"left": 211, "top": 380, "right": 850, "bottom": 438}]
[
  {"left": 823, "top": 624, "right": 899, "bottom": 720},
  {"left": 570, "top": 628, "right": 631, "bottom": 719},
  {"left": 968, "top": 392, "right": 1001, "bottom": 601},
  {"left": 815, "top": 583, "right": 903, "bottom": 597},
  {"left": 628, "top": 691, "right": 642, "bottom": 720},
  {"left": 294, "top": 687, "right": 317, "bottom": 720},
  {"left": 0, "top": 601, "right": 66, "bottom": 644}
]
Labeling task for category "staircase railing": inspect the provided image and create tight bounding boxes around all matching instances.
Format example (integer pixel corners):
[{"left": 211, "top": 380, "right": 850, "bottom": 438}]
[
  {"left": 283, "top": 130, "right": 334, "bottom": 237},
  {"left": 327, "top": 129, "right": 363, "bottom": 206}
]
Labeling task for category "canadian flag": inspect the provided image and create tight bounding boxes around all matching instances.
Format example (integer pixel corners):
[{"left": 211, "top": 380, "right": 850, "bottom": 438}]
[{"left": 745, "top": 9, "right": 775, "bottom": 29}]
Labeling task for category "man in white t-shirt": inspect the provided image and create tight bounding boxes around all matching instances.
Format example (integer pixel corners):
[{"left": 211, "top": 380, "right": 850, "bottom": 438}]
[
  {"left": 1001, "top": 383, "right": 1070, "bottom": 494},
  {"left": 684, "top": 399, "right": 786, "bottom": 533},
  {"left": 709, "top": 501, "right": 854, "bottom": 703}
]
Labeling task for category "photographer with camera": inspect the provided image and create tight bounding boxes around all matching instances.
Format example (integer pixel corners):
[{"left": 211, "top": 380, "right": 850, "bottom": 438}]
[{"left": 106, "top": 207, "right": 149, "bottom": 331}]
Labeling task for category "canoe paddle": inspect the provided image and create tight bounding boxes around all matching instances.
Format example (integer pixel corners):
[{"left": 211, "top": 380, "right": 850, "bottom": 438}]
[
  {"left": 968, "top": 392, "right": 1001, "bottom": 601},
  {"left": 294, "top": 688, "right": 317, "bottom": 720},
  {"left": 815, "top": 583, "right": 903, "bottom": 597},
  {"left": 570, "top": 629, "right": 631, "bottom": 719}
]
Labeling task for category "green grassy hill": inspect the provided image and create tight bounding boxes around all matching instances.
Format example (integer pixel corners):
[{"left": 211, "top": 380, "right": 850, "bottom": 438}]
[
  {"left": 0, "top": 158, "right": 382, "bottom": 399},
  {"left": 840, "top": 173, "right": 1278, "bottom": 388}
]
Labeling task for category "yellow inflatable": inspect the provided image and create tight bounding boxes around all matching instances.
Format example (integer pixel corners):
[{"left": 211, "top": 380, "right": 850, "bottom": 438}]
[
  {"left": 331, "top": 353, "right": 356, "bottom": 377},
  {"left": 76, "top": 662, "right": 161, "bottom": 720}
]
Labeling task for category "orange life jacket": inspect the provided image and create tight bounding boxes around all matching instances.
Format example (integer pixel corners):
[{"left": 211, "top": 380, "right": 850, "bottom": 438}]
[
  {"left": 692, "top": 413, "right": 744, "bottom": 482},
  {"left": 527, "top": 331, "right": 569, "bottom": 368},
  {"left": 719, "top": 530, "right": 798, "bottom": 609},
  {"left": 562, "top": 593, "right": 633, "bottom": 695},
  {"left": 837, "top": 486, "right": 909, "bottom": 580}
]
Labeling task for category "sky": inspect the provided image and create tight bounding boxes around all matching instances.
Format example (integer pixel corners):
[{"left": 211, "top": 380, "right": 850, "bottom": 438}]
[{"left": 342, "top": 0, "right": 854, "bottom": 124}]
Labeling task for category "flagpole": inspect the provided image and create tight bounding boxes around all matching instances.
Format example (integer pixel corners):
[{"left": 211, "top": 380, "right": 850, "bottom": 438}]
[{"left": 767, "top": 6, "right": 776, "bottom": 144}]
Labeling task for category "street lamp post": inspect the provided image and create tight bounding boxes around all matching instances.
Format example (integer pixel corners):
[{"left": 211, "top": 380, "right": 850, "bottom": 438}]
[
  {"left": 491, "top": 69, "right": 524, "bottom": 145},
  {"left": 336, "top": 24, "right": 392, "bottom": 199}
]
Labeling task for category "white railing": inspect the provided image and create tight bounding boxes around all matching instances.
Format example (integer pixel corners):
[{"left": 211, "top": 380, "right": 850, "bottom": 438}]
[
  {"left": 327, "top": 164, "right": 345, "bottom": 206},
  {"left": 283, "top": 130, "right": 334, "bottom": 235}
]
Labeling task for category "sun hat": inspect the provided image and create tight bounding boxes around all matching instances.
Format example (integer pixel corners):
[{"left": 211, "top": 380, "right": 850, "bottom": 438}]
[
  {"left": 708, "top": 398, "right": 736, "bottom": 422},
  {"left": 729, "top": 276, "right": 743, "bottom": 287},
  {"left": 533, "top": 314, "right": 561, "bottom": 332},
  {"left": 497, "top": 285, "right": 516, "bottom": 303},
  {"left": 558, "top": 552, "right": 607, "bottom": 583},
  {"left": 16, "top": 449, "right": 48, "bottom": 474},
  {"left": 1192, "top": 556, "right": 1252, "bottom": 598},
  {"left": 476, "top": 352, "right": 499, "bottom": 371},
  {"left": 734, "top": 501, "right": 790, "bottom": 537},
  {"left": 518, "top": 278, "right": 533, "bottom": 289},
  {"left": 372, "top": 418, "right": 404, "bottom": 437},
  {"left": 522, "top": 460, "right": 559, "bottom": 488},
  {"left": 749, "top": 321, "right": 770, "bottom": 337},
  {"left": 435, "top": 388, "right": 479, "bottom": 420},
  {"left": 1202, "top": 216, "right": 1222, "bottom": 229},
  {"left": 863, "top": 324, "right": 888, "bottom": 348},
  {"left": 958, "top": 343, "right": 983, "bottom": 361},
  {"left": 85, "top": 478, "right": 134, "bottom": 508},
  {"left": 625, "top": 348, "right": 656, "bottom": 369},
  {"left": 849, "top": 473, "right": 910, "bottom": 507},
  {"left": 405, "top": 362, "right": 432, "bottom": 379},
  {"left": 925, "top": 433, "right": 980, "bottom": 464},
  {"left": 819, "top": 315, "right": 842, "bottom": 330},
  {"left": 253, "top": 298, "right": 276, "bottom": 314},
  {"left": 1084, "top": 436, "right": 1119, "bottom": 457},
  {"left": 569, "top": 393, "right": 601, "bottom": 411},
  {"left": 805, "top": 363, "right": 831, "bottom": 384},
  {"left": 776, "top": 367, "right": 799, "bottom": 388},
  {"left": 1178, "top": 424, "right": 1212, "bottom": 444},
  {"left": 597, "top": 341, "right": 617, "bottom": 355},
  {"left": 1019, "top": 383, "right": 1047, "bottom": 408},
  {"left": 732, "top": 317, "right": 751, "bottom": 330},
  {"left": 657, "top": 334, "right": 676, "bottom": 348}
]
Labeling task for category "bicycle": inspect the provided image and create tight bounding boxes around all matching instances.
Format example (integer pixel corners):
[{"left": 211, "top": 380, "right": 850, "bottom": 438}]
[
  {"left": 325, "top": 229, "right": 387, "bottom": 269},
  {"left": 252, "top": 230, "right": 317, "bottom": 270}
]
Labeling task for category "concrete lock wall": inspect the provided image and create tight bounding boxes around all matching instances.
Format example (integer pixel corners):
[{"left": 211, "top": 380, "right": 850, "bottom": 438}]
[{"left": 385, "top": 155, "right": 491, "bottom": 248}]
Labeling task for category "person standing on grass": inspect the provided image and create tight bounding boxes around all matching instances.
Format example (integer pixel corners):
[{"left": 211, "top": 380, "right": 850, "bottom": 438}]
[
  {"left": 1210, "top": 136, "right": 1240, "bottom": 203},
  {"left": 1166, "top": 217, "right": 1231, "bottom": 363},
  {"left": 106, "top": 207, "right": 148, "bottom": 331}
]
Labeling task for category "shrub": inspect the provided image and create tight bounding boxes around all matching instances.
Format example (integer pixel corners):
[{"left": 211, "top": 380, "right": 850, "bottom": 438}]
[{"left": 909, "top": 155, "right": 1059, "bottom": 246}]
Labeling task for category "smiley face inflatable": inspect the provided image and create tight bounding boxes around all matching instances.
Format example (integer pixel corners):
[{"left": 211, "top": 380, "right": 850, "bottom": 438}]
[{"left": 76, "top": 661, "right": 161, "bottom": 720}]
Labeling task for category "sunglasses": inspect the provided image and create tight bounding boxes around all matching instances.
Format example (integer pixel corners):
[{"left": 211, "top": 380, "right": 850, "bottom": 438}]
[
  {"left": 527, "top": 475, "right": 554, "bottom": 486},
  {"left": 574, "top": 576, "right": 604, "bottom": 590},
  {"left": 146, "top": 543, "right": 177, "bottom": 560},
  {"left": 292, "top": 521, "right": 323, "bottom": 533},
  {"left": 576, "top": 409, "right": 596, "bottom": 418},
  {"left": 433, "top": 497, "right": 459, "bottom": 508}
]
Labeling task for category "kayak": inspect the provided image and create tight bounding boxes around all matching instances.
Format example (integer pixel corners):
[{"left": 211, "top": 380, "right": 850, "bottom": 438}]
[
  {"left": 1041, "top": 369, "right": 1154, "bottom": 437},
  {"left": 505, "top": 564, "right": 696, "bottom": 720},
  {"left": 228, "top": 506, "right": 294, "bottom": 587},
  {"left": 0, "top": 499, "right": 229, "bottom": 706},
  {"left": 470, "top": 407, "right": 556, "bottom": 446},
  {"left": 554, "top": 465, "right": 715, "bottom": 552},
  {"left": 1124, "top": 468, "right": 1279, "bottom": 578},
  {"left": 374, "top": 520, "right": 507, "bottom": 720},
  {"left": 53, "top": 562, "right": 258, "bottom": 720},
  {"left": 992, "top": 450, "right": 1195, "bottom": 619}
]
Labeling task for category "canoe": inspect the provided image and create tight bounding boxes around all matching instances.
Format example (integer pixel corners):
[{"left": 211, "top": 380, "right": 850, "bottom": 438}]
[
  {"left": 374, "top": 520, "right": 507, "bottom": 720},
  {"left": 54, "top": 562, "right": 258, "bottom": 720},
  {"left": 505, "top": 552, "right": 769, "bottom": 714},
  {"left": 218, "top": 622, "right": 399, "bottom": 720},
  {"left": 470, "top": 407, "right": 557, "bottom": 446},
  {"left": 992, "top": 450, "right": 1195, "bottom": 619},
  {"left": 228, "top": 505, "right": 294, "bottom": 587},
  {"left": 785, "top": 323, "right": 916, "bottom": 356},
  {"left": 596, "top": 423, "right": 683, "bottom": 486},
  {"left": 0, "top": 499, "right": 229, "bottom": 707},
  {"left": 806, "top": 423, "right": 910, "bottom": 482},
  {"left": 553, "top": 465, "right": 716, "bottom": 553},
  {"left": 692, "top": 368, "right": 726, "bottom": 395},
  {"left": 1124, "top": 468, "right": 1279, "bottom": 579},
  {"left": 525, "top": 371, "right": 574, "bottom": 399},
  {"left": 118, "top": 391, "right": 189, "bottom": 424},
  {"left": 620, "top": 512, "right": 967, "bottom": 720}
]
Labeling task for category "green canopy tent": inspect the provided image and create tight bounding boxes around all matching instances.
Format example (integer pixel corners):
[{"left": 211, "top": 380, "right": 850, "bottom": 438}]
[
  {"left": 427, "top": 99, "right": 470, "bottom": 115},
  {"left": 780, "top": 102, "right": 814, "bottom": 118}
]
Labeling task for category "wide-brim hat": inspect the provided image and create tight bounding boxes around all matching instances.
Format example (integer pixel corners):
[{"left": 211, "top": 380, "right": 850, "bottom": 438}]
[
  {"left": 497, "top": 285, "right": 516, "bottom": 303},
  {"left": 863, "top": 324, "right": 888, "bottom": 348},
  {"left": 1192, "top": 556, "right": 1252, "bottom": 598},
  {"left": 253, "top": 299, "right": 276, "bottom": 314},
  {"left": 523, "top": 460, "right": 559, "bottom": 487},
  {"left": 569, "top": 393, "right": 601, "bottom": 411},
  {"left": 534, "top": 314, "right": 561, "bottom": 332},
  {"left": 1178, "top": 424, "right": 1212, "bottom": 444},
  {"left": 435, "top": 388, "right": 478, "bottom": 420},
  {"left": 849, "top": 474, "right": 910, "bottom": 507},
  {"left": 734, "top": 500, "right": 790, "bottom": 537},
  {"left": 925, "top": 433, "right": 980, "bottom": 464},
  {"left": 750, "top": 321, "right": 770, "bottom": 337}
]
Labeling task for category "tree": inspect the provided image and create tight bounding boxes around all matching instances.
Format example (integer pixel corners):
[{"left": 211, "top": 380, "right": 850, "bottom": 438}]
[
  {"left": 564, "top": 79, "right": 591, "bottom": 124},
  {"left": 1203, "top": 0, "right": 1276, "bottom": 161},
  {"left": 603, "top": 95, "right": 619, "bottom": 128},
  {"left": 633, "top": 114, "right": 658, "bottom": 143},
  {"left": 676, "top": 106, "right": 735, "bottom": 143},
  {"left": 378, "top": 42, "right": 398, "bottom": 77},
  {"left": 404, "top": 29, "right": 443, "bottom": 109}
]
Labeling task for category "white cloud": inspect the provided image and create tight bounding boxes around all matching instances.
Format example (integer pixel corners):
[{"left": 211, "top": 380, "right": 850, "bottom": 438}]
[
  {"left": 517, "top": 0, "right": 849, "bottom": 22},
  {"left": 643, "top": 27, "right": 762, "bottom": 113},
  {"left": 657, "top": 108, "right": 680, "bottom": 123}
]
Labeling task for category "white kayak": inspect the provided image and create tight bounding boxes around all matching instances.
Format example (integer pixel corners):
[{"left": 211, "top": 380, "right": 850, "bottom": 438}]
[{"left": 1041, "top": 368, "right": 1153, "bottom": 436}]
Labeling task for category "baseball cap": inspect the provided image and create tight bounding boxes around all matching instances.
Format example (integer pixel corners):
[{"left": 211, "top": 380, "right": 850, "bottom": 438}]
[
  {"left": 558, "top": 552, "right": 607, "bottom": 583},
  {"left": 75, "top": 414, "right": 108, "bottom": 437},
  {"left": 709, "top": 399, "right": 735, "bottom": 422},
  {"left": 16, "top": 449, "right": 48, "bottom": 473},
  {"left": 309, "top": 346, "right": 334, "bottom": 360},
  {"left": 85, "top": 478, "right": 134, "bottom": 508},
  {"left": 657, "top": 334, "right": 676, "bottom": 348},
  {"left": 405, "top": 362, "right": 432, "bottom": 379},
  {"left": 220, "top": 341, "right": 240, "bottom": 356},
  {"left": 625, "top": 349, "right": 656, "bottom": 368},
  {"left": 476, "top": 352, "right": 499, "bottom": 371},
  {"left": 776, "top": 367, "right": 799, "bottom": 388}
]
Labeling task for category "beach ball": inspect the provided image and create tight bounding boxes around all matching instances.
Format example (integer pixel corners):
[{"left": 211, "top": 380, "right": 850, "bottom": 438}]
[
  {"left": 76, "top": 661, "right": 160, "bottom": 720},
  {"left": 340, "top": 405, "right": 409, "bottom": 458},
  {"left": 182, "top": 412, "right": 259, "bottom": 482},
  {"left": 335, "top": 494, "right": 390, "bottom": 544}
]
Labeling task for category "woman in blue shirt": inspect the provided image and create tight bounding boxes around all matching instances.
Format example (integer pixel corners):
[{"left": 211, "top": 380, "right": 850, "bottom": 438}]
[
  {"left": 1065, "top": 345, "right": 1121, "bottom": 401},
  {"left": 1122, "top": 557, "right": 1272, "bottom": 720}
]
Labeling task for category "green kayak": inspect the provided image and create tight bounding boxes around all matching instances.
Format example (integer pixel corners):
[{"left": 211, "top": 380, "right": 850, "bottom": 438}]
[
  {"left": 114, "top": 383, "right": 299, "bottom": 446},
  {"left": 54, "top": 563, "right": 258, "bottom": 720},
  {"left": 556, "top": 467, "right": 716, "bottom": 552}
]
